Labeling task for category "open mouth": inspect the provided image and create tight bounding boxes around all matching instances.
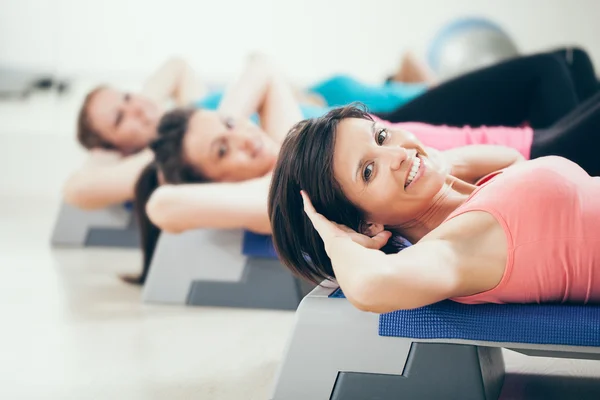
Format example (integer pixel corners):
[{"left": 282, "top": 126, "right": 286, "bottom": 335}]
[{"left": 404, "top": 155, "right": 422, "bottom": 189}]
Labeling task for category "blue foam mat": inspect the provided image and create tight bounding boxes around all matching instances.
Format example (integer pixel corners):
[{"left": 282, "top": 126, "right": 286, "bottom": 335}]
[
  {"left": 380, "top": 301, "right": 600, "bottom": 347},
  {"left": 329, "top": 288, "right": 600, "bottom": 347},
  {"left": 329, "top": 288, "right": 346, "bottom": 298},
  {"left": 241, "top": 231, "right": 278, "bottom": 259}
]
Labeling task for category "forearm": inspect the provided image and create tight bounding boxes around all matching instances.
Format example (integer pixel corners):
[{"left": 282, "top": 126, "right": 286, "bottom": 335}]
[
  {"left": 146, "top": 182, "right": 271, "bottom": 234},
  {"left": 63, "top": 150, "right": 153, "bottom": 210},
  {"left": 218, "top": 54, "right": 302, "bottom": 141},
  {"left": 326, "top": 237, "right": 458, "bottom": 313},
  {"left": 217, "top": 55, "right": 274, "bottom": 119},
  {"left": 258, "top": 70, "right": 303, "bottom": 142},
  {"left": 141, "top": 57, "right": 208, "bottom": 106},
  {"left": 446, "top": 145, "right": 525, "bottom": 184}
]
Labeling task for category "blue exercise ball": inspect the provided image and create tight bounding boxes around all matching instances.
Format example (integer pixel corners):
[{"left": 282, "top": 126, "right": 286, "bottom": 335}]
[{"left": 428, "top": 17, "right": 520, "bottom": 81}]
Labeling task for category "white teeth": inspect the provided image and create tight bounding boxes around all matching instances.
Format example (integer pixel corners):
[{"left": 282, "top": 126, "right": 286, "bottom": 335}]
[{"left": 405, "top": 157, "right": 421, "bottom": 188}]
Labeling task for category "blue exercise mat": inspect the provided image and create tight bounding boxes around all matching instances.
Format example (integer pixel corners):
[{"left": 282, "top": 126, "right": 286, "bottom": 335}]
[
  {"left": 241, "top": 231, "right": 278, "bottom": 259},
  {"left": 330, "top": 288, "right": 600, "bottom": 346},
  {"left": 380, "top": 301, "right": 600, "bottom": 347}
]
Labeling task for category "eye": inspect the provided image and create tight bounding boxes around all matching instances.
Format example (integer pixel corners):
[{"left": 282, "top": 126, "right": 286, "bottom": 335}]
[
  {"left": 363, "top": 163, "right": 374, "bottom": 182},
  {"left": 376, "top": 128, "right": 388, "bottom": 145},
  {"left": 218, "top": 140, "right": 228, "bottom": 158}
]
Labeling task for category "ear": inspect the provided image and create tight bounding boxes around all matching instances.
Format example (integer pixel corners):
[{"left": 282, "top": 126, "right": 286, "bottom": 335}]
[{"left": 360, "top": 221, "right": 385, "bottom": 237}]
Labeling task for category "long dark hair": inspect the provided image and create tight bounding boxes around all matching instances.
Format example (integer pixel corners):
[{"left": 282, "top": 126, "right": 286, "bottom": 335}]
[
  {"left": 268, "top": 105, "right": 408, "bottom": 285},
  {"left": 124, "top": 107, "right": 208, "bottom": 285},
  {"left": 120, "top": 162, "right": 161, "bottom": 284}
]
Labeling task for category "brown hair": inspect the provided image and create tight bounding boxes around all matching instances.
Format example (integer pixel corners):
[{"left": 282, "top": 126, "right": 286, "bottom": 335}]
[
  {"left": 76, "top": 86, "right": 116, "bottom": 150},
  {"left": 268, "top": 105, "right": 408, "bottom": 285}
]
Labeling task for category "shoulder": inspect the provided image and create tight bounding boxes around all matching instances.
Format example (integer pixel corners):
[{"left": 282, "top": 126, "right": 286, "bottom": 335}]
[{"left": 424, "top": 209, "right": 502, "bottom": 250}]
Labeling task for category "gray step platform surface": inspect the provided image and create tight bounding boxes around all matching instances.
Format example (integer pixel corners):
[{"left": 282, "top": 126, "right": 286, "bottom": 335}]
[
  {"left": 50, "top": 202, "right": 139, "bottom": 248},
  {"left": 142, "top": 229, "right": 314, "bottom": 310},
  {"left": 331, "top": 344, "right": 504, "bottom": 400},
  {"left": 271, "top": 284, "right": 600, "bottom": 400}
]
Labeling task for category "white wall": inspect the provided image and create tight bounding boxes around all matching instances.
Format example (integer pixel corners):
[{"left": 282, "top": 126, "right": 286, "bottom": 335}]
[
  {"left": 1, "top": 0, "right": 600, "bottom": 83},
  {"left": 1, "top": 0, "right": 599, "bottom": 199}
]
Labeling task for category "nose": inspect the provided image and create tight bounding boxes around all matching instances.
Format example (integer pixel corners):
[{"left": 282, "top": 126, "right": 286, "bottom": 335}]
[
  {"left": 126, "top": 100, "right": 150, "bottom": 122},
  {"left": 388, "top": 146, "right": 410, "bottom": 171},
  {"left": 242, "top": 135, "right": 262, "bottom": 156},
  {"left": 231, "top": 128, "right": 260, "bottom": 154}
]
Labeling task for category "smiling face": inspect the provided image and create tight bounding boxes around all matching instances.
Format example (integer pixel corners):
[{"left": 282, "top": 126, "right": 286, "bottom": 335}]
[
  {"left": 86, "top": 87, "right": 162, "bottom": 153},
  {"left": 181, "top": 110, "right": 280, "bottom": 182},
  {"left": 332, "top": 118, "right": 448, "bottom": 227}
]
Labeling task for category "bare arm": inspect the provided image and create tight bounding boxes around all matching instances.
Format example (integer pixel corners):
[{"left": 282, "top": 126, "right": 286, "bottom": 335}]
[
  {"left": 440, "top": 145, "right": 525, "bottom": 185},
  {"left": 141, "top": 57, "right": 208, "bottom": 106},
  {"left": 217, "top": 53, "right": 303, "bottom": 143},
  {"left": 146, "top": 175, "right": 271, "bottom": 235},
  {"left": 300, "top": 191, "right": 462, "bottom": 312},
  {"left": 63, "top": 149, "right": 154, "bottom": 210},
  {"left": 327, "top": 237, "right": 462, "bottom": 313}
]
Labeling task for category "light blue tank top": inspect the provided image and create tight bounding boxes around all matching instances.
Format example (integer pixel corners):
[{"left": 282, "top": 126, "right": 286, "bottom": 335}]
[
  {"left": 193, "top": 91, "right": 331, "bottom": 122},
  {"left": 193, "top": 74, "right": 427, "bottom": 119}
]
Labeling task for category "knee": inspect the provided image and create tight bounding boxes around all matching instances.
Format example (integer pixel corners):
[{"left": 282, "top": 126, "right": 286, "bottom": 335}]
[
  {"left": 535, "top": 52, "right": 571, "bottom": 75},
  {"left": 570, "top": 47, "right": 593, "bottom": 65}
]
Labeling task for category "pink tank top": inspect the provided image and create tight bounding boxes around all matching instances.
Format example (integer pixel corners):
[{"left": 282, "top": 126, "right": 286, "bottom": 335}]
[
  {"left": 372, "top": 116, "right": 534, "bottom": 159},
  {"left": 445, "top": 156, "right": 600, "bottom": 305}
]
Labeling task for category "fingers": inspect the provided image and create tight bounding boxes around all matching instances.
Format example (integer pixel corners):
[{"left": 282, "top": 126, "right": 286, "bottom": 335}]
[
  {"left": 300, "top": 190, "right": 316, "bottom": 216},
  {"left": 348, "top": 230, "right": 392, "bottom": 250},
  {"left": 355, "top": 231, "right": 392, "bottom": 249},
  {"left": 301, "top": 190, "right": 328, "bottom": 235},
  {"left": 370, "top": 231, "right": 392, "bottom": 249}
]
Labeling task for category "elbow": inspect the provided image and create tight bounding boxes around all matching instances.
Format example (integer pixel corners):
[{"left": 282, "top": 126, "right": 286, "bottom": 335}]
[
  {"left": 146, "top": 186, "right": 184, "bottom": 233},
  {"left": 347, "top": 286, "right": 421, "bottom": 313},
  {"left": 346, "top": 289, "right": 394, "bottom": 314},
  {"left": 245, "top": 213, "right": 272, "bottom": 236},
  {"left": 514, "top": 152, "right": 526, "bottom": 164},
  {"left": 343, "top": 271, "right": 390, "bottom": 313},
  {"left": 63, "top": 184, "right": 85, "bottom": 208},
  {"left": 63, "top": 180, "right": 99, "bottom": 210},
  {"left": 343, "top": 268, "right": 424, "bottom": 314}
]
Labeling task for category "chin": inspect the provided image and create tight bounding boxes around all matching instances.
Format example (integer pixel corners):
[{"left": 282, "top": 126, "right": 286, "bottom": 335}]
[{"left": 257, "top": 157, "right": 277, "bottom": 177}]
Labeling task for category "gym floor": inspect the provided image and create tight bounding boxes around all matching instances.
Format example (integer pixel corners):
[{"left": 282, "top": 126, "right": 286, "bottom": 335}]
[{"left": 1, "top": 84, "right": 600, "bottom": 399}]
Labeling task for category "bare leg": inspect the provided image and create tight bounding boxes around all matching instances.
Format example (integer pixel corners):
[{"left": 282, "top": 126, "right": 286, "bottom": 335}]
[{"left": 390, "top": 52, "right": 437, "bottom": 85}]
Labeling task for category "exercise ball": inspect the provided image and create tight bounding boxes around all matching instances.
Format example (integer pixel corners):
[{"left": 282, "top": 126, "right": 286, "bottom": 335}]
[{"left": 428, "top": 17, "right": 519, "bottom": 81}]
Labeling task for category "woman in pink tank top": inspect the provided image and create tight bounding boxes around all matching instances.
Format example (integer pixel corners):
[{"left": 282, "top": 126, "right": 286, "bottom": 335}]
[
  {"left": 373, "top": 89, "right": 600, "bottom": 178},
  {"left": 269, "top": 105, "right": 600, "bottom": 312}
]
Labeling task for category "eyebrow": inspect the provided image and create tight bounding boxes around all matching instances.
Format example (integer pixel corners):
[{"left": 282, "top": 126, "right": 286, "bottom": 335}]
[{"left": 354, "top": 121, "right": 377, "bottom": 182}]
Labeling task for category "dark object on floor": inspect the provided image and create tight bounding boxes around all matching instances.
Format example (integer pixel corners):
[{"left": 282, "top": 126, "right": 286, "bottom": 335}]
[{"left": 0, "top": 67, "right": 70, "bottom": 98}]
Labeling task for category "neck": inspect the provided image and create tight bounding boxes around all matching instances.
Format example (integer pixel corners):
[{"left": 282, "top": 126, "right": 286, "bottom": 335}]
[{"left": 398, "top": 177, "right": 475, "bottom": 243}]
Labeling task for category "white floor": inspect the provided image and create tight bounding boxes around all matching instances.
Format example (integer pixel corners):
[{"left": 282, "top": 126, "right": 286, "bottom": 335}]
[
  {"left": 0, "top": 83, "right": 296, "bottom": 399},
  {"left": 1, "top": 83, "right": 600, "bottom": 400},
  {"left": 0, "top": 196, "right": 296, "bottom": 400}
]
